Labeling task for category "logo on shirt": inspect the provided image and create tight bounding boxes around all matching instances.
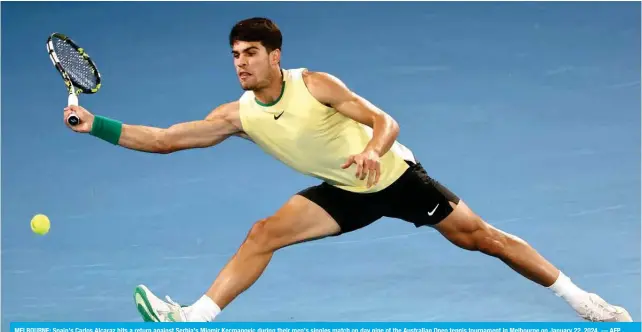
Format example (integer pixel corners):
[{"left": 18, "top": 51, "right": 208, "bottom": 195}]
[{"left": 274, "top": 110, "right": 285, "bottom": 120}]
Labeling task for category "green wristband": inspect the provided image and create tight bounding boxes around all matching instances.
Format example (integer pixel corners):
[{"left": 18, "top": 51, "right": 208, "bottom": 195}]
[{"left": 90, "top": 115, "right": 123, "bottom": 145}]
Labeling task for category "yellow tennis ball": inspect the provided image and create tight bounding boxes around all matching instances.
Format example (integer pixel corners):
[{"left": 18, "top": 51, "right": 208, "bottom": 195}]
[{"left": 31, "top": 214, "right": 50, "bottom": 235}]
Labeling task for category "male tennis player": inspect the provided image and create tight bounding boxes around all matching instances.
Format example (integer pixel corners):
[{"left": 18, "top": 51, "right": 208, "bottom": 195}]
[{"left": 63, "top": 17, "right": 632, "bottom": 322}]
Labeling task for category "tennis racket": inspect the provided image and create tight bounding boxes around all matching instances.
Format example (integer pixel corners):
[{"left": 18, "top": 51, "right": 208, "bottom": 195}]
[{"left": 46, "top": 32, "right": 102, "bottom": 126}]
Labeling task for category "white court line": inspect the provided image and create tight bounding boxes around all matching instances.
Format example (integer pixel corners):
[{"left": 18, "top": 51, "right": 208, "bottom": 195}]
[
  {"left": 580, "top": 269, "right": 640, "bottom": 279},
  {"left": 567, "top": 204, "right": 625, "bottom": 217}
]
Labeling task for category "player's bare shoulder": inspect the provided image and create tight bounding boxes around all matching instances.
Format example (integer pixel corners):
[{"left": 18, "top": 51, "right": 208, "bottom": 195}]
[
  {"left": 205, "top": 101, "right": 253, "bottom": 142},
  {"left": 301, "top": 70, "right": 352, "bottom": 106},
  {"left": 205, "top": 101, "right": 243, "bottom": 130}
]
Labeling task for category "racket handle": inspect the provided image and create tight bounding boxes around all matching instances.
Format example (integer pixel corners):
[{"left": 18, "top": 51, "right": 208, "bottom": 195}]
[{"left": 67, "top": 93, "right": 80, "bottom": 126}]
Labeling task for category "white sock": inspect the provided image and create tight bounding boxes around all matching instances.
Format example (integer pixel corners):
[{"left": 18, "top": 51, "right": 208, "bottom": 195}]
[
  {"left": 548, "top": 271, "right": 588, "bottom": 306},
  {"left": 185, "top": 295, "right": 221, "bottom": 322}
]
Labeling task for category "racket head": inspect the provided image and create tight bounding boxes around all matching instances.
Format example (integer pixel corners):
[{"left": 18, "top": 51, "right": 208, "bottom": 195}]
[{"left": 46, "top": 33, "right": 102, "bottom": 95}]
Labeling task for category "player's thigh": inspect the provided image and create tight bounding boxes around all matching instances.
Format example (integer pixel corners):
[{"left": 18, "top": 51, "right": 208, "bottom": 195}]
[
  {"left": 251, "top": 193, "right": 342, "bottom": 250},
  {"left": 297, "top": 183, "right": 385, "bottom": 235}
]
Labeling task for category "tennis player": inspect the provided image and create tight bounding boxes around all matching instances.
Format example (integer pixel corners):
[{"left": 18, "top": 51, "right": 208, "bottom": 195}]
[{"left": 63, "top": 17, "right": 632, "bottom": 322}]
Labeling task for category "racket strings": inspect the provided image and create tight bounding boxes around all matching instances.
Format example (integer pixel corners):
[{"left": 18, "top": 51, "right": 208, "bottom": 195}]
[{"left": 53, "top": 38, "right": 98, "bottom": 90}]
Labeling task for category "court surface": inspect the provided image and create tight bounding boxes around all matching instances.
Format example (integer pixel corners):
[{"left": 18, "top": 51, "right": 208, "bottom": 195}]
[{"left": 2, "top": 2, "right": 640, "bottom": 328}]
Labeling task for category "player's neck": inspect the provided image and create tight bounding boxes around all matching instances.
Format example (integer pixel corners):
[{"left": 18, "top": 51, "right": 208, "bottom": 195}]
[{"left": 253, "top": 69, "right": 284, "bottom": 106}]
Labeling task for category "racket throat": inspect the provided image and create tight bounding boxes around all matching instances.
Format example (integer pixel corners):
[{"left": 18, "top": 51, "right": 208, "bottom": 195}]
[{"left": 68, "top": 92, "right": 79, "bottom": 106}]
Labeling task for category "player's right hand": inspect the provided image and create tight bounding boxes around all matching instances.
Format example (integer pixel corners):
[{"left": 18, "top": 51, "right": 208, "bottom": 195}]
[{"left": 63, "top": 105, "right": 94, "bottom": 133}]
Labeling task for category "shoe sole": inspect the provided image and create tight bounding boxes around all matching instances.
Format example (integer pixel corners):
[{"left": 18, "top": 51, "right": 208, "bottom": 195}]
[
  {"left": 134, "top": 285, "right": 161, "bottom": 322},
  {"left": 610, "top": 306, "right": 633, "bottom": 322}
]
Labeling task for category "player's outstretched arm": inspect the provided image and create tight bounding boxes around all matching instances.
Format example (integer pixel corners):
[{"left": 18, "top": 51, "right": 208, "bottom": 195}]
[
  {"left": 303, "top": 70, "right": 400, "bottom": 187},
  {"left": 63, "top": 102, "right": 241, "bottom": 154}
]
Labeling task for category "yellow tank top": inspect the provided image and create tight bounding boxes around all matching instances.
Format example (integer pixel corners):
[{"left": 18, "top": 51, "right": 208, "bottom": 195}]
[{"left": 238, "top": 68, "right": 416, "bottom": 193}]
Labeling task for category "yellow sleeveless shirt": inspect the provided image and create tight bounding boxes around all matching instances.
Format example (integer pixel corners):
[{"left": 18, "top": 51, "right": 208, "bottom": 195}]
[{"left": 238, "top": 68, "right": 416, "bottom": 193}]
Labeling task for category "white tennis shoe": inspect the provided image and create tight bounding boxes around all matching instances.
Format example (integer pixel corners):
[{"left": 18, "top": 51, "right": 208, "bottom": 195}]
[
  {"left": 575, "top": 293, "right": 632, "bottom": 322},
  {"left": 133, "top": 284, "right": 188, "bottom": 322}
]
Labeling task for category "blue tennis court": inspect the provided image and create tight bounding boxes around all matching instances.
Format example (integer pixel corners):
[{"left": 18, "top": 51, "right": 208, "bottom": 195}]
[{"left": 2, "top": 2, "right": 640, "bottom": 328}]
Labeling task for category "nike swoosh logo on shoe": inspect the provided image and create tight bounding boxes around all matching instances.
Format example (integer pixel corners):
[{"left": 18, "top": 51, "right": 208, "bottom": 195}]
[{"left": 134, "top": 286, "right": 160, "bottom": 322}]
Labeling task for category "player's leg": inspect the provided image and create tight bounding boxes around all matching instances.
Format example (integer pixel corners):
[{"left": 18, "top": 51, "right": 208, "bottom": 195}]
[
  {"left": 135, "top": 194, "right": 340, "bottom": 322},
  {"left": 433, "top": 200, "right": 559, "bottom": 287},
  {"left": 135, "top": 183, "right": 382, "bottom": 322},
  {"left": 388, "top": 161, "right": 632, "bottom": 322},
  {"left": 432, "top": 200, "right": 631, "bottom": 321},
  {"left": 202, "top": 193, "right": 341, "bottom": 310}
]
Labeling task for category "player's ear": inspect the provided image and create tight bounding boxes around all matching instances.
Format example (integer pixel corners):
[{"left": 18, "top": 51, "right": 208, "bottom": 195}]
[{"left": 270, "top": 49, "right": 281, "bottom": 66}]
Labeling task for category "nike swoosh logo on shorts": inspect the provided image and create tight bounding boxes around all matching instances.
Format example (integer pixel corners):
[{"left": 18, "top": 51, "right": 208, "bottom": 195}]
[{"left": 428, "top": 204, "right": 439, "bottom": 216}]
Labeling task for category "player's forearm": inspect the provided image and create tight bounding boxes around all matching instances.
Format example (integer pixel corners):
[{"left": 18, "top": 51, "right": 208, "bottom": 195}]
[
  {"left": 118, "top": 124, "right": 169, "bottom": 153},
  {"left": 364, "top": 113, "right": 400, "bottom": 157},
  {"left": 89, "top": 115, "right": 233, "bottom": 154},
  {"left": 89, "top": 115, "right": 170, "bottom": 153}
]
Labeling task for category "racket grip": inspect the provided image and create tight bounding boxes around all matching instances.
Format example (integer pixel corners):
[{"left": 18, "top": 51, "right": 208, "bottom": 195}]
[{"left": 67, "top": 93, "right": 80, "bottom": 126}]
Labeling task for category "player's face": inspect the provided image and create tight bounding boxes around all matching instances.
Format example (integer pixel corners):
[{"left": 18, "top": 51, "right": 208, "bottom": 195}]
[{"left": 232, "top": 41, "right": 278, "bottom": 90}]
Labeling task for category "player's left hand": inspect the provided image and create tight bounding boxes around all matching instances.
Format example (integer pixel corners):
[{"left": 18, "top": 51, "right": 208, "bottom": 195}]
[{"left": 341, "top": 149, "right": 381, "bottom": 188}]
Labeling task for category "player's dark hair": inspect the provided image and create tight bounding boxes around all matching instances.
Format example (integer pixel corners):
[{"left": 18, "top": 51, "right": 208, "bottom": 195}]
[{"left": 229, "top": 17, "right": 282, "bottom": 53}]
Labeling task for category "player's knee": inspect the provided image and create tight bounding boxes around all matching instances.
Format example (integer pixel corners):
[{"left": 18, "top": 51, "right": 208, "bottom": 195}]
[
  {"left": 472, "top": 222, "right": 531, "bottom": 258},
  {"left": 244, "top": 217, "right": 287, "bottom": 253},
  {"left": 451, "top": 219, "right": 508, "bottom": 257},
  {"left": 245, "top": 218, "right": 273, "bottom": 251},
  {"left": 473, "top": 227, "right": 507, "bottom": 257}
]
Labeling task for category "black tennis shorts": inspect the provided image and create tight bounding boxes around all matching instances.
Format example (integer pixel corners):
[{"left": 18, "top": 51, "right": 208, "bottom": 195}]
[{"left": 297, "top": 160, "right": 461, "bottom": 235}]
